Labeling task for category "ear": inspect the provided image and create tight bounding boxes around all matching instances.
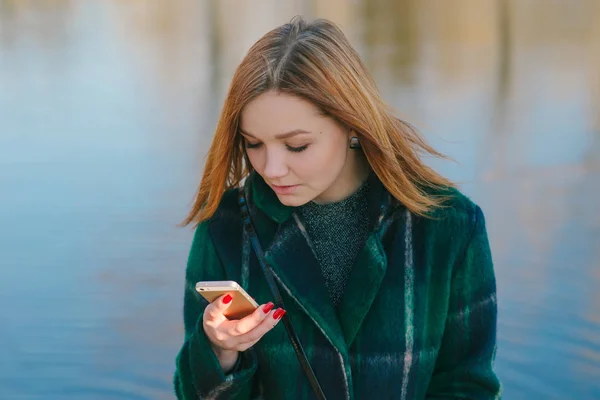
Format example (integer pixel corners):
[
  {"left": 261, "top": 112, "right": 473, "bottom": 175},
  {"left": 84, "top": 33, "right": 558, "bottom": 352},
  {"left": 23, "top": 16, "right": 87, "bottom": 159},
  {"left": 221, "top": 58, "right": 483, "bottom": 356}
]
[{"left": 345, "top": 129, "right": 353, "bottom": 146}]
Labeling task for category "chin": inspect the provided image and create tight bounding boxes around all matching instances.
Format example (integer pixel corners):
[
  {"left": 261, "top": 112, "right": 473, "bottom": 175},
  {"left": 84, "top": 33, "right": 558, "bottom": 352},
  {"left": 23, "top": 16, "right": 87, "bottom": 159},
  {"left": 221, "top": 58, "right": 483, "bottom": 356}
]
[{"left": 276, "top": 194, "right": 312, "bottom": 207}]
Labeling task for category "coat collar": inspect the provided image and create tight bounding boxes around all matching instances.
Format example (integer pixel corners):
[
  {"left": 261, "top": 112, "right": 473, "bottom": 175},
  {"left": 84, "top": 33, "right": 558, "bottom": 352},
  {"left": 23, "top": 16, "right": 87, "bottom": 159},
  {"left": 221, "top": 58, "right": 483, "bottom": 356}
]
[
  {"left": 245, "top": 171, "right": 400, "bottom": 349},
  {"left": 248, "top": 170, "right": 390, "bottom": 230},
  {"left": 248, "top": 172, "right": 294, "bottom": 224}
]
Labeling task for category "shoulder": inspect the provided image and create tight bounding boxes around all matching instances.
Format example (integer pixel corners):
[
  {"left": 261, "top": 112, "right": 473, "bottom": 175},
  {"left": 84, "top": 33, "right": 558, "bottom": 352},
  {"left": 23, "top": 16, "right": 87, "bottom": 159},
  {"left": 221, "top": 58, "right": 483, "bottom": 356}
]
[
  {"left": 403, "top": 186, "right": 493, "bottom": 285},
  {"left": 209, "top": 187, "right": 242, "bottom": 223},
  {"left": 186, "top": 188, "right": 243, "bottom": 279},
  {"left": 411, "top": 185, "right": 487, "bottom": 248},
  {"left": 427, "top": 186, "right": 482, "bottom": 226},
  {"left": 205, "top": 187, "right": 245, "bottom": 259},
  {"left": 189, "top": 188, "right": 241, "bottom": 251}
]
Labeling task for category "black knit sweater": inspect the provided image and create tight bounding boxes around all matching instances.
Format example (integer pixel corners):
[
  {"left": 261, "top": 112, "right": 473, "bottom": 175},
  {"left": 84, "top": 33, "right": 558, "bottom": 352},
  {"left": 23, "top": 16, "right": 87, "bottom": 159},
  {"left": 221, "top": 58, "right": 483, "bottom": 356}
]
[{"left": 297, "top": 180, "right": 370, "bottom": 308}]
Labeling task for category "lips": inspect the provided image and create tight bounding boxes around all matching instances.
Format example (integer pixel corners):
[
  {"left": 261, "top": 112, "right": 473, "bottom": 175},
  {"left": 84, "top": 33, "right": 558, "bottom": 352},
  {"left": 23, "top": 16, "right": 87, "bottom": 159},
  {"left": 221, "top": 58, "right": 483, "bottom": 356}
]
[{"left": 271, "top": 184, "right": 299, "bottom": 195}]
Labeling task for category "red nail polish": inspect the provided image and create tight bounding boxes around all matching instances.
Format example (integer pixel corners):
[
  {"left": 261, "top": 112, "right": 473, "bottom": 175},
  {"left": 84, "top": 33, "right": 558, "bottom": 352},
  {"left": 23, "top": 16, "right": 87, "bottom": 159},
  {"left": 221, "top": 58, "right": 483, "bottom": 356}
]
[
  {"left": 262, "top": 302, "right": 274, "bottom": 314},
  {"left": 273, "top": 309, "right": 286, "bottom": 320},
  {"left": 223, "top": 294, "right": 233, "bottom": 304}
]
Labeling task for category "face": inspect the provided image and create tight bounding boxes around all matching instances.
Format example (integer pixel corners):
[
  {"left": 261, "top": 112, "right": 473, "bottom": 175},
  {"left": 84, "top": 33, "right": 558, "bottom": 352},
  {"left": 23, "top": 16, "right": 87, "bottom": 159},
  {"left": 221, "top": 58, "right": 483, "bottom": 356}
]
[{"left": 239, "top": 91, "right": 355, "bottom": 206}]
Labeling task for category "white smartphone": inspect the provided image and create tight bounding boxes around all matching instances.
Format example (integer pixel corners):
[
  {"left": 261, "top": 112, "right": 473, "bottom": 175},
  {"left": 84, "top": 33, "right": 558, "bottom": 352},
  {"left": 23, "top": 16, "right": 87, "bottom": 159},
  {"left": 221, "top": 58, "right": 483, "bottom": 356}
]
[{"left": 195, "top": 280, "right": 259, "bottom": 319}]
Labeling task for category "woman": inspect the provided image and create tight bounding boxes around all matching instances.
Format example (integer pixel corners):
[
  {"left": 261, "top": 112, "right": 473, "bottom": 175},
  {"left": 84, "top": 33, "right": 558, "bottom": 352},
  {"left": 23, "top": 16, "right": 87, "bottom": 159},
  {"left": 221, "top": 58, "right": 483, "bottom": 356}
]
[{"left": 174, "top": 17, "right": 501, "bottom": 400}]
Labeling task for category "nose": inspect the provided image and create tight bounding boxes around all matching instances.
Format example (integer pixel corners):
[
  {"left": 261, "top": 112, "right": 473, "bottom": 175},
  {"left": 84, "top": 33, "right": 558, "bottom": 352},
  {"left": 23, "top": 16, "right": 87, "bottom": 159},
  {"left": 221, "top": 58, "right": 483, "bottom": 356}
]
[{"left": 262, "top": 148, "right": 288, "bottom": 180}]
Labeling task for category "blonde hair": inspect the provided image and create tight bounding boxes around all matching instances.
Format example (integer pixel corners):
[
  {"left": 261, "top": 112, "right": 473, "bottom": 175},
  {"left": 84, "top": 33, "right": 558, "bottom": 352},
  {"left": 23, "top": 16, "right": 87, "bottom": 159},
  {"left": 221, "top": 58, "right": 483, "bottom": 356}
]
[{"left": 183, "top": 16, "right": 453, "bottom": 226}]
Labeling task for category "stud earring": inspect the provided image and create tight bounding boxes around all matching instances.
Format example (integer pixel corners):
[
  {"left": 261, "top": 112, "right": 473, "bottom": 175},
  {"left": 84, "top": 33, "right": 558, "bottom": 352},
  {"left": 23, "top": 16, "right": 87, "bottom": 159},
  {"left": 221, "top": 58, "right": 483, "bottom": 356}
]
[{"left": 349, "top": 136, "right": 361, "bottom": 149}]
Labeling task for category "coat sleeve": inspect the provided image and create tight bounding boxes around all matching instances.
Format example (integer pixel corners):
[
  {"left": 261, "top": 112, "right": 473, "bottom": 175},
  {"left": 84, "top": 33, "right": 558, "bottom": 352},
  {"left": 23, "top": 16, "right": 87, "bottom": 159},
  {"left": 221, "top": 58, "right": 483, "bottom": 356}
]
[
  {"left": 173, "top": 222, "right": 258, "bottom": 399},
  {"left": 426, "top": 205, "right": 502, "bottom": 399}
]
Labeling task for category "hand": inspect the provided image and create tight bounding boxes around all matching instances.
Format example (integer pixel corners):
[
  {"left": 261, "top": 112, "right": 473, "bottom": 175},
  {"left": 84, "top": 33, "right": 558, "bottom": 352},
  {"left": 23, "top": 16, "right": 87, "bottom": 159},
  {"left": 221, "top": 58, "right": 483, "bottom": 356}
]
[{"left": 202, "top": 293, "right": 286, "bottom": 372}]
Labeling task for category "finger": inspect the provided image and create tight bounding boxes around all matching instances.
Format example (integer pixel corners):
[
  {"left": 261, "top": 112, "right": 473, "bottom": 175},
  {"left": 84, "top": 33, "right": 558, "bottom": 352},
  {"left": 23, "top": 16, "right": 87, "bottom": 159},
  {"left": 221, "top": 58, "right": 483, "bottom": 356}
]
[
  {"left": 206, "top": 301, "right": 273, "bottom": 350},
  {"left": 237, "top": 338, "right": 260, "bottom": 352},
  {"left": 204, "top": 293, "right": 235, "bottom": 323},
  {"left": 225, "top": 302, "right": 275, "bottom": 336},
  {"left": 238, "top": 308, "right": 286, "bottom": 344}
]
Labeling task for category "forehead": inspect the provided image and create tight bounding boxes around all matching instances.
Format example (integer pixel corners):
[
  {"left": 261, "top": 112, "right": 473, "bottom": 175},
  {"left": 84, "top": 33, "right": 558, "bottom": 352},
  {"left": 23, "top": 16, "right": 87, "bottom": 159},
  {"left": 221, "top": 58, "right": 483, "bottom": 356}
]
[{"left": 239, "top": 91, "right": 322, "bottom": 137}]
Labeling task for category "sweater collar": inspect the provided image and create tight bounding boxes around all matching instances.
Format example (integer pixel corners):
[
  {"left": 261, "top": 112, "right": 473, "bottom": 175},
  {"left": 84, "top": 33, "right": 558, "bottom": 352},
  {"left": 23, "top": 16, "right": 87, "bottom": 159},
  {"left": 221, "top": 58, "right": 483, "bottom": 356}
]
[{"left": 246, "top": 170, "right": 391, "bottom": 230}]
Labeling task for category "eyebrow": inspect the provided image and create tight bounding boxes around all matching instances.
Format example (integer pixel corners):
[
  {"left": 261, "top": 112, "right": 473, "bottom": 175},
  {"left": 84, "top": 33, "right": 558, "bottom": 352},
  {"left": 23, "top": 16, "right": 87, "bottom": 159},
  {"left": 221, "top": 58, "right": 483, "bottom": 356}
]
[{"left": 238, "top": 128, "right": 312, "bottom": 140}]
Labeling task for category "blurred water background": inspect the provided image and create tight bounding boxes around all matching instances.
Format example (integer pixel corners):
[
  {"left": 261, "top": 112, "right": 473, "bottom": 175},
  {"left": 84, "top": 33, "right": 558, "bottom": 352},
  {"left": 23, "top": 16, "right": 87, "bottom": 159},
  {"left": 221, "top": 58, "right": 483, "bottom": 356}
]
[{"left": 0, "top": 0, "right": 599, "bottom": 399}]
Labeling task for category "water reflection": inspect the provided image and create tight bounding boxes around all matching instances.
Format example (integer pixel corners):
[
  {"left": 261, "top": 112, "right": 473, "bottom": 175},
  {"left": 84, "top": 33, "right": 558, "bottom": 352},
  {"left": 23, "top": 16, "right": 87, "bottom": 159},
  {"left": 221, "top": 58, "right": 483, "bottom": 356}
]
[
  {"left": 1, "top": 0, "right": 599, "bottom": 399},
  {"left": 361, "top": 0, "right": 420, "bottom": 88}
]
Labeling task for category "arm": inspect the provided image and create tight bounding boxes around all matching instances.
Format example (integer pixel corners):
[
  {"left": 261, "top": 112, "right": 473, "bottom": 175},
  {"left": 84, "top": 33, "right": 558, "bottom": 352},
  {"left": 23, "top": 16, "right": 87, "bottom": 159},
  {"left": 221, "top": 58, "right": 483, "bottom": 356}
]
[
  {"left": 173, "top": 222, "right": 257, "bottom": 400},
  {"left": 426, "top": 206, "right": 502, "bottom": 399}
]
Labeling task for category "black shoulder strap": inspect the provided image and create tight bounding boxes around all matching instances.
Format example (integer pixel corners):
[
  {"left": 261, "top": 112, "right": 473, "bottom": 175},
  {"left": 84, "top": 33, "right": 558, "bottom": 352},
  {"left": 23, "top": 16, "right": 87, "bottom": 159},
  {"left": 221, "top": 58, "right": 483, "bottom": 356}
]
[{"left": 238, "top": 188, "right": 327, "bottom": 400}]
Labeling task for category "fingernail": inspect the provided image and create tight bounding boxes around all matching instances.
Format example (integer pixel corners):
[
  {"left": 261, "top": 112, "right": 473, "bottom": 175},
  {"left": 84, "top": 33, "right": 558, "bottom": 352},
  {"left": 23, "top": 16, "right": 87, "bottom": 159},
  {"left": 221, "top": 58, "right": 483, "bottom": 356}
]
[
  {"left": 223, "top": 294, "right": 233, "bottom": 304},
  {"left": 273, "top": 308, "right": 286, "bottom": 320},
  {"left": 262, "top": 302, "right": 274, "bottom": 314}
]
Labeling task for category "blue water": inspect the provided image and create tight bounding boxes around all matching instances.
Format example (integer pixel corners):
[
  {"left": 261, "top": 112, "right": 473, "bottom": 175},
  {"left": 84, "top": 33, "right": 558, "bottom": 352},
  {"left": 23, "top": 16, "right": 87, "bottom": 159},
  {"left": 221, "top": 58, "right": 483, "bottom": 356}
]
[{"left": 1, "top": 1, "right": 599, "bottom": 399}]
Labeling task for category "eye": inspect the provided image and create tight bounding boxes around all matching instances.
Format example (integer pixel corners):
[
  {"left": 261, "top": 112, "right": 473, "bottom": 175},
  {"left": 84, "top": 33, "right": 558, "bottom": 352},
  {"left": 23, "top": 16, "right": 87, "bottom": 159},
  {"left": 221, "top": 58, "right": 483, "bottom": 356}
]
[
  {"left": 245, "top": 141, "right": 262, "bottom": 149},
  {"left": 286, "top": 144, "right": 309, "bottom": 153}
]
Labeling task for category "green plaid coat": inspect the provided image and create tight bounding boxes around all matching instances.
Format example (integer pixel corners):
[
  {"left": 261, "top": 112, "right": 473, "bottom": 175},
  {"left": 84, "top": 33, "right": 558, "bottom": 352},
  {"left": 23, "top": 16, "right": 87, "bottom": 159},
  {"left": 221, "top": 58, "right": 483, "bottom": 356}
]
[{"left": 174, "top": 172, "right": 501, "bottom": 399}]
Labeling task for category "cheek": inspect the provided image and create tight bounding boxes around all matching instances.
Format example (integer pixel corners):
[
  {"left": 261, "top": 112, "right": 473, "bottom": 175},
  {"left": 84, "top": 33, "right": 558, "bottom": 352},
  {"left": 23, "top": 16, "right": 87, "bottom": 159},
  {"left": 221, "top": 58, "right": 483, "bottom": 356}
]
[
  {"left": 246, "top": 150, "right": 264, "bottom": 172},
  {"left": 292, "top": 143, "right": 347, "bottom": 181}
]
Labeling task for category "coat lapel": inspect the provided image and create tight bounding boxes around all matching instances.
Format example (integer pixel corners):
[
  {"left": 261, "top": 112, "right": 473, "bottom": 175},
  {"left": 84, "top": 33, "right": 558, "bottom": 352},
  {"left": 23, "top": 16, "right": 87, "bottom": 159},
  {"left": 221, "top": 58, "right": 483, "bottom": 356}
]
[
  {"left": 247, "top": 173, "right": 347, "bottom": 353},
  {"left": 247, "top": 172, "right": 399, "bottom": 352},
  {"left": 337, "top": 232, "right": 387, "bottom": 347},
  {"left": 338, "top": 175, "right": 399, "bottom": 347},
  {"left": 264, "top": 213, "right": 347, "bottom": 353}
]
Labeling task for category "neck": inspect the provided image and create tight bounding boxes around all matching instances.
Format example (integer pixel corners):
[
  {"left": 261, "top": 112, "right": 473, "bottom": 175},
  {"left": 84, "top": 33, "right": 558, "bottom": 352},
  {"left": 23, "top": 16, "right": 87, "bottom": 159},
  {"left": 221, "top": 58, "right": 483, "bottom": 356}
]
[{"left": 313, "top": 152, "right": 371, "bottom": 205}]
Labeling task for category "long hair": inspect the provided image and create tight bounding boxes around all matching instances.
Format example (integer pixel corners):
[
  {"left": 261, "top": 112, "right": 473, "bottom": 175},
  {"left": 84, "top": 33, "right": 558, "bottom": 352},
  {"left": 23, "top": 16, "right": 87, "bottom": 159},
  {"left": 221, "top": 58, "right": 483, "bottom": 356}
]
[{"left": 183, "top": 16, "right": 454, "bottom": 226}]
